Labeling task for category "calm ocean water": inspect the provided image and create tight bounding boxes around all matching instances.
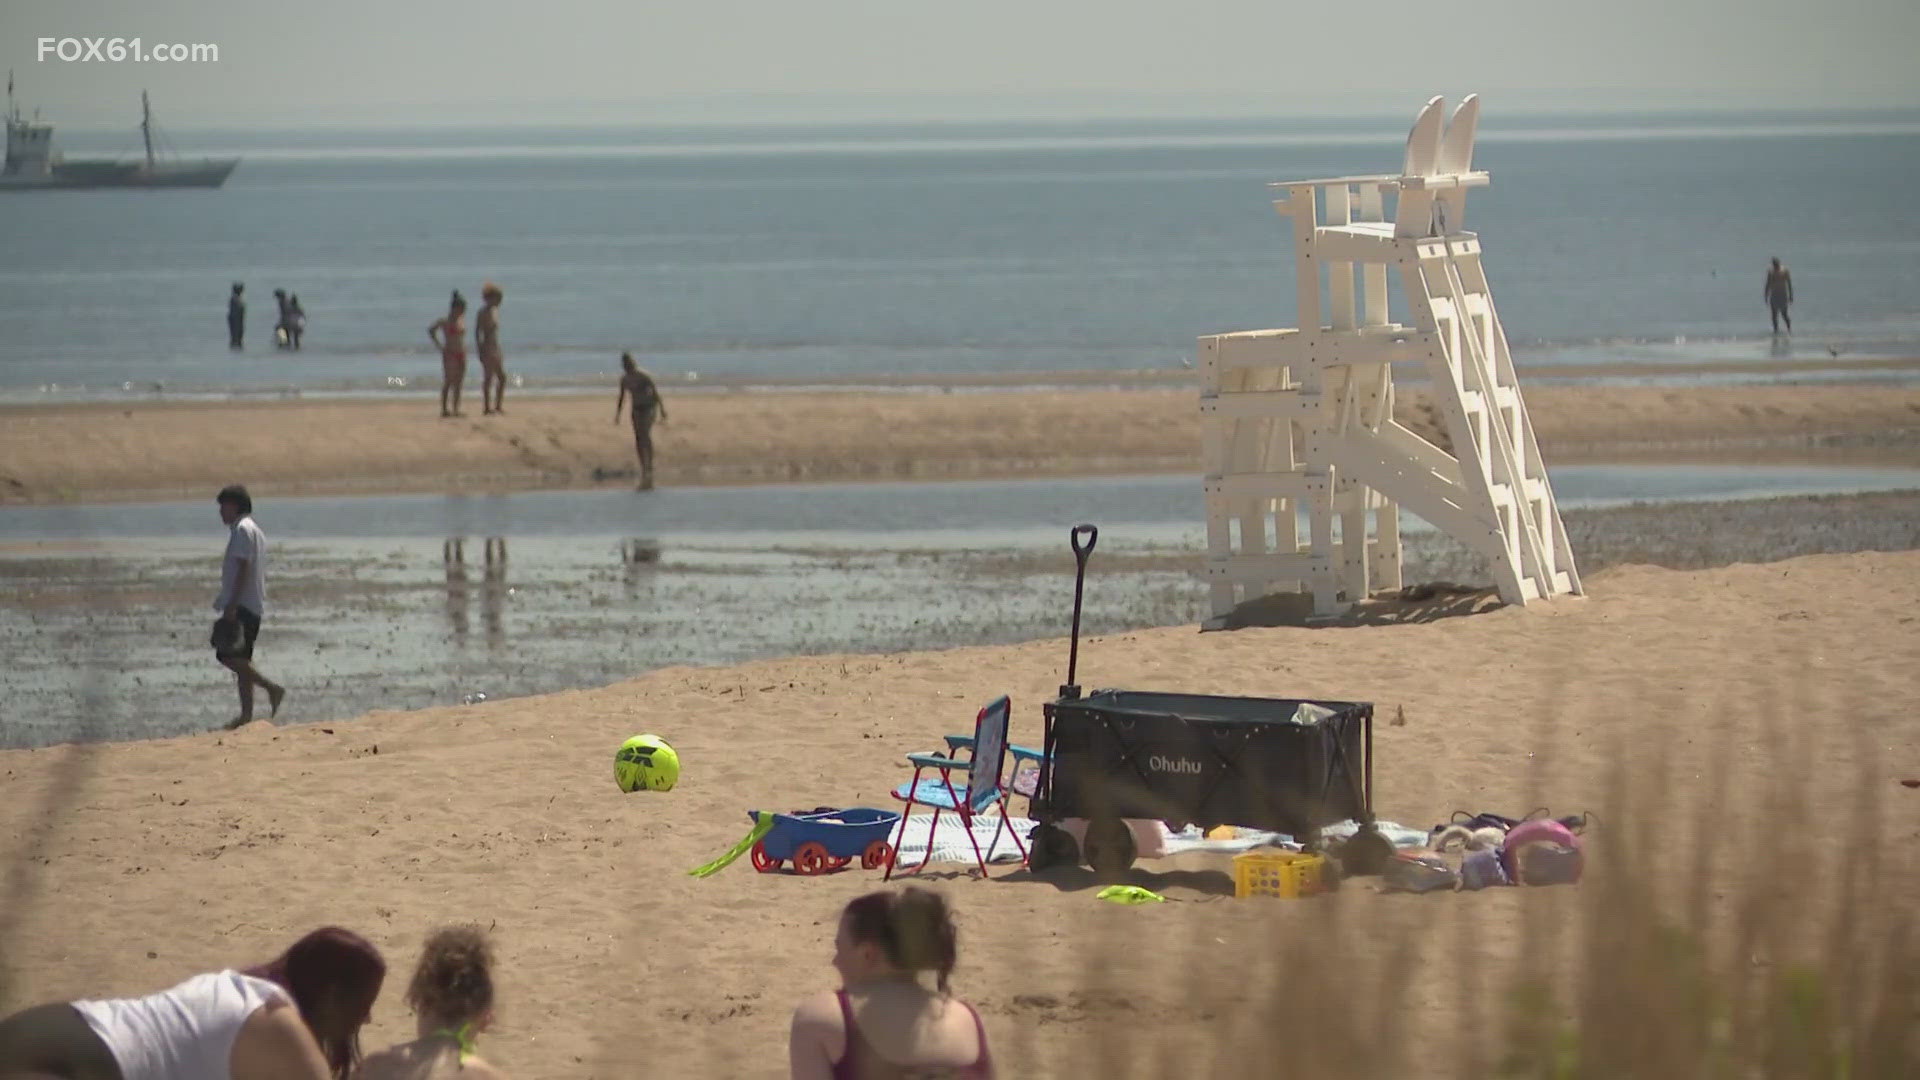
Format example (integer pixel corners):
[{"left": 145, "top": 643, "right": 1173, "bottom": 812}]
[{"left": 3, "top": 110, "right": 1919, "bottom": 399}]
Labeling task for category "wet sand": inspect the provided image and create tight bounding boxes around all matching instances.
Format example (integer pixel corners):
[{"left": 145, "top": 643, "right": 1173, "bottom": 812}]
[
  {"left": 4, "top": 488, "right": 1916, "bottom": 749},
  {"left": 3, "top": 379, "right": 1918, "bottom": 504}
]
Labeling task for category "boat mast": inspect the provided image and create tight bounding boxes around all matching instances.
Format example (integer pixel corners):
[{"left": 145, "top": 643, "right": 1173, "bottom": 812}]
[{"left": 141, "top": 91, "right": 155, "bottom": 169}]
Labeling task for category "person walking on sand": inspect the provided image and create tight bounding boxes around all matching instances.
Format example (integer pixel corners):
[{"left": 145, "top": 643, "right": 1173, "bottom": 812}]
[
  {"left": 429, "top": 291, "right": 468, "bottom": 418},
  {"left": 228, "top": 282, "right": 246, "bottom": 350},
  {"left": 613, "top": 352, "right": 668, "bottom": 491},
  {"left": 0, "top": 925, "right": 387, "bottom": 1080},
  {"left": 788, "top": 888, "right": 995, "bottom": 1080},
  {"left": 355, "top": 925, "right": 509, "bottom": 1080},
  {"left": 475, "top": 282, "right": 505, "bottom": 415},
  {"left": 212, "top": 484, "right": 286, "bottom": 729},
  {"left": 1765, "top": 256, "right": 1794, "bottom": 334}
]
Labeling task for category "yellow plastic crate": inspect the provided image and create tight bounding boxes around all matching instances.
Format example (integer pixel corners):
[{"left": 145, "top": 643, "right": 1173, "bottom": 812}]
[{"left": 1232, "top": 850, "right": 1325, "bottom": 899}]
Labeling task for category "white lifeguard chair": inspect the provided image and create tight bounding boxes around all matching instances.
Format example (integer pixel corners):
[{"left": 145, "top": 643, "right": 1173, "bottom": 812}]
[{"left": 1200, "top": 95, "right": 1581, "bottom": 625}]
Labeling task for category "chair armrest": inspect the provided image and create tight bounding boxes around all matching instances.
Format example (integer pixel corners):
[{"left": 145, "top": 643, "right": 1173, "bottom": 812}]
[
  {"left": 943, "top": 736, "right": 1046, "bottom": 766},
  {"left": 906, "top": 752, "right": 972, "bottom": 771}
]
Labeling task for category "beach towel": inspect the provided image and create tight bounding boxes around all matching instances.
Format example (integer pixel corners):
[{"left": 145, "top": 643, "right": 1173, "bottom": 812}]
[{"left": 890, "top": 816, "right": 1430, "bottom": 867}]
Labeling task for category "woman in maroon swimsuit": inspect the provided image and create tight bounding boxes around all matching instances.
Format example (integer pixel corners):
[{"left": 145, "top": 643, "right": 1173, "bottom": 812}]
[
  {"left": 788, "top": 888, "right": 994, "bottom": 1079},
  {"left": 428, "top": 291, "right": 468, "bottom": 418}
]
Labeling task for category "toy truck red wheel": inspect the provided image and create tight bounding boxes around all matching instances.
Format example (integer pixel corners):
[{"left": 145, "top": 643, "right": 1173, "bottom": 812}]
[
  {"left": 750, "top": 841, "right": 781, "bottom": 873},
  {"left": 794, "top": 842, "right": 831, "bottom": 875},
  {"left": 861, "top": 840, "right": 893, "bottom": 870}
]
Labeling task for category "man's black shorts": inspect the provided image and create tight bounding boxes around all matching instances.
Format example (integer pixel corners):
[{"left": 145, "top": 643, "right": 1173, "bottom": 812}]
[{"left": 211, "top": 608, "right": 261, "bottom": 660}]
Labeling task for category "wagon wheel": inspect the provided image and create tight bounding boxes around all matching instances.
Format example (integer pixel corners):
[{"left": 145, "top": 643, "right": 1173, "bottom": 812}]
[
  {"left": 1083, "top": 817, "right": 1136, "bottom": 879},
  {"left": 1025, "top": 823, "right": 1079, "bottom": 871},
  {"left": 861, "top": 840, "right": 893, "bottom": 870},
  {"left": 1338, "top": 826, "right": 1394, "bottom": 878},
  {"left": 794, "top": 842, "right": 831, "bottom": 876},
  {"left": 749, "top": 841, "right": 781, "bottom": 873},
  {"left": 828, "top": 855, "right": 852, "bottom": 870}
]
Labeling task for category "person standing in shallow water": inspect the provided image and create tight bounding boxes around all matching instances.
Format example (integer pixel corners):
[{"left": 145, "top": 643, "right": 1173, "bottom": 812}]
[
  {"left": 1765, "top": 256, "right": 1794, "bottom": 334},
  {"left": 476, "top": 282, "right": 505, "bottom": 415},
  {"left": 429, "top": 291, "right": 468, "bottom": 418},
  {"left": 287, "top": 293, "right": 306, "bottom": 350},
  {"left": 614, "top": 352, "right": 668, "bottom": 490},
  {"left": 273, "top": 289, "right": 293, "bottom": 348},
  {"left": 228, "top": 282, "right": 246, "bottom": 349}
]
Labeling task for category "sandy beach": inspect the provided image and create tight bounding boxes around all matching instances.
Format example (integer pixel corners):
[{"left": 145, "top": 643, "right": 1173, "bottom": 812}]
[
  {"left": 2, "top": 549, "right": 1916, "bottom": 1077},
  {"left": 4, "top": 379, "right": 1918, "bottom": 504},
  {"left": 2, "top": 371, "right": 1917, "bottom": 1077}
]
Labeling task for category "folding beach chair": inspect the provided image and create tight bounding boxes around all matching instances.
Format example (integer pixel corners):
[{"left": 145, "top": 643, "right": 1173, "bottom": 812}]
[
  {"left": 884, "top": 696, "right": 1029, "bottom": 880},
  {"left": 943, "top": 728, "right": 1047, "bottom": 816}
]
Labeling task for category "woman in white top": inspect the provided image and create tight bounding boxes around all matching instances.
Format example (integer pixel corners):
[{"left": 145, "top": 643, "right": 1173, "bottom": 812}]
[{"left": 0, "top": 926, "right": 387, "bottom": 1080}]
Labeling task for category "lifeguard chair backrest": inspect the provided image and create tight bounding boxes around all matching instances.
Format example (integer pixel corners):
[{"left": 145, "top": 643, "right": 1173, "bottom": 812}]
[
  {"left": 1394, "top": 96, "right": 1447, "bottom": 239},
  {"left": 1434, "top": 94, "right": 1481, "bottom": 234},
  {"left": 967, "top": 696, "right": 1012, "bottom": 801},
  {"left": 1435, "top": 94, "right": 1481, "bottom": 176}
]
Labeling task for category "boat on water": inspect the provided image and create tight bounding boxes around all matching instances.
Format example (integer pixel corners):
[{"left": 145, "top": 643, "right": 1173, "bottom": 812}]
[{"left": 2, "top": 79, "right": 238, "bottom": 190}]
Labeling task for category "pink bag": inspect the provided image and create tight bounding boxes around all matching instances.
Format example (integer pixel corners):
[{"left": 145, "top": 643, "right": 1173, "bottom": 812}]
[{"left": 1501, "top": 818, "right": 1584, "bottom": 885}]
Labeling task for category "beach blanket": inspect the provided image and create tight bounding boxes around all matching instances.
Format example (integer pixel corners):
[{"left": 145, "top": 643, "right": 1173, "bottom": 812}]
[
  {"left": 890, "top": 815, "right": 1429, "bottom": 867},
  {"left": 893, "top": 813, "right": 1036, "bottom": 865}
]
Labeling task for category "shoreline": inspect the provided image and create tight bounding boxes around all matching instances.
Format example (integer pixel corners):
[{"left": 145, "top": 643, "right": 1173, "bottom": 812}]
[
  {"left": 4, "top": 380, "right": 1918, "bottom": 506},
  {"left": 8, "top": 354, "right": 1919, "bottom": 401}
]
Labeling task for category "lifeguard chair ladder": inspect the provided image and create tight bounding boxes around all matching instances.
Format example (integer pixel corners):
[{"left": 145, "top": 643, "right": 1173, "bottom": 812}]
[{"left": 1200, "top": 95, "right": 1581, "bottom": 624}]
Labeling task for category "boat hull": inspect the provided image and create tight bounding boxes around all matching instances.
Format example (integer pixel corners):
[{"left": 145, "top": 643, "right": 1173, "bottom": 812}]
[{"left": 0, "top": 158, "right": 239, "bottom": 190}]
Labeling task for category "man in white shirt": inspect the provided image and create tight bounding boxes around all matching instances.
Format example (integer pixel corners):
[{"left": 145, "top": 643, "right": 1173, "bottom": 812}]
[{"left": 213, "top": 485, "right": 286, "bottom": 728}]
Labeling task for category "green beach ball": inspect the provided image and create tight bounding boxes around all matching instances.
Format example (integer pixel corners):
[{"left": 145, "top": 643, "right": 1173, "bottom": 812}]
[{"left": 614, "top": 734, "right": 680, "bottom": 793}]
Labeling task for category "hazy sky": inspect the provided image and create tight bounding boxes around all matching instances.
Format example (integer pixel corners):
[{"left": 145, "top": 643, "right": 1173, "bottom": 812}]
[{"left": 4, "top": 0, "right": 1918, "bottom": 125}]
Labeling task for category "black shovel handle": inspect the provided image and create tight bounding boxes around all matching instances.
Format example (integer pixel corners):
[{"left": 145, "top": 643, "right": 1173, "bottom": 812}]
[{"left": 1062, "top": 524, "right": 1097, "bottom": 695}]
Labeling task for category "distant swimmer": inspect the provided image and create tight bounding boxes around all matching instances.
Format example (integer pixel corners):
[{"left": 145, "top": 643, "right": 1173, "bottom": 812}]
[
  {"left": 614, "top": 352, "right": 669, "bottom": 490},
  {"left": 429, "top": 290, "right": 469, "bottom": 418},
  {"left": 273, "top": 288, "right": 292, "bottom": 348},
  {"left": 228, "top": 282, "right": 246, "bottom": 349},
  {"left": 476, "top": 282, "right": 505, "bottom": 415},
  {"left": 1765, "top": 257, "right": 1794, "bottom": 334}
]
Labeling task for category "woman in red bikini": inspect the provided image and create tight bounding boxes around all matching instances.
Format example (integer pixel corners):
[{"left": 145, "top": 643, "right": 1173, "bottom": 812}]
[
  {"left": 428, "top": 291, "right": 468, "bottom": 418},
  {"left": 788, "top": 888, "right": 995, "bottom": 1079}
]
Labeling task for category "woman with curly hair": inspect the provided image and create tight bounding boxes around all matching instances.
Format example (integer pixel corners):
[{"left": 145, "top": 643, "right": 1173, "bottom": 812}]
[{"left": 354, "top": 926, "right": 507, "bottom": 1079}]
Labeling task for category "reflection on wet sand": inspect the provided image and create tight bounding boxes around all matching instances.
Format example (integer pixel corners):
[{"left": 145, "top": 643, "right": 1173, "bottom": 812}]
[
  {"left": 622, "top": 538, "right": 661, "bottom": 599},
  {"left": 445, "top": 537, "right": 512, "bottom": 649},
  {"left": 444, "top": 537, "right": 469, "bottom": 643},
  {"left": 483, "top": 537, "right": 507, "bottom": 650}
]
